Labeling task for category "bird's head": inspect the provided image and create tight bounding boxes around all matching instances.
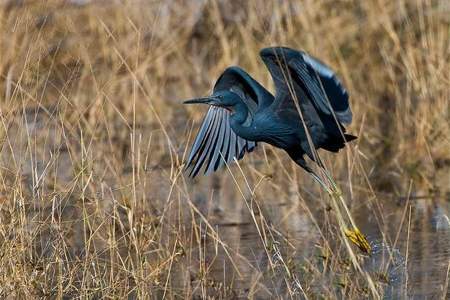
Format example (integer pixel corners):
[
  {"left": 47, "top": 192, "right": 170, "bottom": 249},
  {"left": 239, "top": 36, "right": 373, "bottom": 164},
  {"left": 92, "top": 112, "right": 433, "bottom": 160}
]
[{"left": 183, "top": 90, "right": 241, "bottom": 113}]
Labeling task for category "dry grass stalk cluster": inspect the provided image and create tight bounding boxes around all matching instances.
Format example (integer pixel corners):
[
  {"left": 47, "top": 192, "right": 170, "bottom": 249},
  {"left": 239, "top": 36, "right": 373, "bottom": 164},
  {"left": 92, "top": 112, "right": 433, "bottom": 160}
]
[{"left": 0, "top": 0, "right": 449, "bottom": 298}]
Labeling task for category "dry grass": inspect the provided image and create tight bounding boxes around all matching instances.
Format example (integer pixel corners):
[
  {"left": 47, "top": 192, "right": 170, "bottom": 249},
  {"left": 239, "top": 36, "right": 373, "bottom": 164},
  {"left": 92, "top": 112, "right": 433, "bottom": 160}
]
[{"left": 0, "top": 0, "right": 449, "bottom": 298}]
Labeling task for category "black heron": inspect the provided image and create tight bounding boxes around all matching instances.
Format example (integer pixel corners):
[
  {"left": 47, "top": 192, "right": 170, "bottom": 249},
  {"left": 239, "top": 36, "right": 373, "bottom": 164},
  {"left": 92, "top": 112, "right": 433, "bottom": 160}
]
[{"left": 183, "top": 46, "right": 356, "bottom": 185}]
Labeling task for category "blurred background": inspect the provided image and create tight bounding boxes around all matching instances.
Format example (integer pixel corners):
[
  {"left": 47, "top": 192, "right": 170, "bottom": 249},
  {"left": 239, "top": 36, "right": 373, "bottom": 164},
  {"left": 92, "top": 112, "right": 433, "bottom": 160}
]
[{"left": 0, "top": 0, "right": 449, "bottom": 298}]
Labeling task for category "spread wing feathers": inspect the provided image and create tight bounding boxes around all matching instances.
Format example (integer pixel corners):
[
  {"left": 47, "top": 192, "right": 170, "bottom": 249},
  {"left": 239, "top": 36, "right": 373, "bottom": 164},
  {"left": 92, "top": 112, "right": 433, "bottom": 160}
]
[
  {"left": 185, "top": 106, "right": 256, "bottom": 177},
  {"left": 214, "top": 66, "right": 274, "bottom": 110},
  {"left": 289, "top": 53, "right": 352, "bottom": 125},
  {"left": 184, "top": 67, "right": 268, "bottom": 177}
]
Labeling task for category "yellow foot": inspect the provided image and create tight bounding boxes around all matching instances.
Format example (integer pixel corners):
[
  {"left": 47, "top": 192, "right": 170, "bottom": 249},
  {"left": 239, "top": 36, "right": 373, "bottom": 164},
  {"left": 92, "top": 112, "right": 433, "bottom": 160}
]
[{"left": 345, "top": 227, "right": 371, "bottom": 255}]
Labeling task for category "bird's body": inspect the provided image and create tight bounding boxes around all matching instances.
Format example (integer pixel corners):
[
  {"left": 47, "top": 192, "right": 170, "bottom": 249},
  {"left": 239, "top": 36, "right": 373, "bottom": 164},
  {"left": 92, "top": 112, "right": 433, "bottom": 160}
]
[{"left": 184, "top": 47, "right": 356, "bottom": 178}]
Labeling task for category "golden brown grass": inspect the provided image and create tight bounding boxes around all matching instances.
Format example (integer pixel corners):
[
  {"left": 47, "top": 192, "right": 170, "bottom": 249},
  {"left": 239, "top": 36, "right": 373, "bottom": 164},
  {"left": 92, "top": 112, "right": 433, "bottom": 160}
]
[{"left": 0, "top": 0, "right": 449, "bottom": 298}]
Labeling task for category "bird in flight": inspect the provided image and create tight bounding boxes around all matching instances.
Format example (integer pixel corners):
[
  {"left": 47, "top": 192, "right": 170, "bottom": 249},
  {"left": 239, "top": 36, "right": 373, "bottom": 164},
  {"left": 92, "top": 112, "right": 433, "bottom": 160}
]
[{"left": 183, "top": 46, "right": 356, "bottom": 184}]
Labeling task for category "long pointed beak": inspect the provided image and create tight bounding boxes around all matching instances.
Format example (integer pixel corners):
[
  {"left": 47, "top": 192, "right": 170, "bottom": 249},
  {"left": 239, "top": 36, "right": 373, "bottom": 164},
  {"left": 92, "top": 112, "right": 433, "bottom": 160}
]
[{"left": 183, "top": 97, "right": 218, "bottom": 105}]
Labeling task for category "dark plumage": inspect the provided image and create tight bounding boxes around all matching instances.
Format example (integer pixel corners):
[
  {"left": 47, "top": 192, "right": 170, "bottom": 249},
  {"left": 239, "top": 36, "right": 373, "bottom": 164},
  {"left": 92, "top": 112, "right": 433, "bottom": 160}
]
[{"left": 184, "top": 46, "right": 356, "bottom": 180}]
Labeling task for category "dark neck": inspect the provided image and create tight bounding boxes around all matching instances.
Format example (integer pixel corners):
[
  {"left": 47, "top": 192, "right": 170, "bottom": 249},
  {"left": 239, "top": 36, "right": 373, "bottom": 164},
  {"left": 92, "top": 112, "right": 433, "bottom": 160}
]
[{"left": 229, "top": 101, "right": 255, "bottom": 140}]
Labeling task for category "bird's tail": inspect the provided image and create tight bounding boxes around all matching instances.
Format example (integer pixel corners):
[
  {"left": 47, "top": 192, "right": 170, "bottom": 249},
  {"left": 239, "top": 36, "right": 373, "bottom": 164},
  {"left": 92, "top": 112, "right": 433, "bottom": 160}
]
[
  {"left": 322, "top": 134, "right": 357, "bottom": 153},
  {"left": 344, "top": 134, "right": 357, "bottom": 142}
]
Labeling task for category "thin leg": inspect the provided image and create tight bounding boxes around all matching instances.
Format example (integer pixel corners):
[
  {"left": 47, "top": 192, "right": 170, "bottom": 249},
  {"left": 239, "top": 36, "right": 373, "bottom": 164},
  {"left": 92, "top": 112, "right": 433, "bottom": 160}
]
[
  {"left": 305, "top": 150, "right": 337, "bottom": 189},
  {"left": 295, "top": 156, "right": 331, "bottom": 193},
  {"left": 305, "top": 148, "right": 325, "bottom": 169}
]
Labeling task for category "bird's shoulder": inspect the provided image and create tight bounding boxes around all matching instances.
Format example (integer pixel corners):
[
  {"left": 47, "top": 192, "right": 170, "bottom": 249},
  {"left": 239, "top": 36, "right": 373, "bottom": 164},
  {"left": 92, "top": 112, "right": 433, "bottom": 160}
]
[{"left": 253, "top": 109, "right": 297, "bottom": 136}]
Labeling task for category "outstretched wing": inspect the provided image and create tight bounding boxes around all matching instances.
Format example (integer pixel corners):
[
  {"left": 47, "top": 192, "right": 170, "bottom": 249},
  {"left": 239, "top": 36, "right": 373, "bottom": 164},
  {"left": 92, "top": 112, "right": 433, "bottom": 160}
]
[
  {"left": 288, "top": 52, "right": 352, "bottom": 125},
  {"left": 185, "top": 107, "right": 256, "bottom": 177},
  {"left": 185, "top": 67, "right": 272, "bottom": 177}
]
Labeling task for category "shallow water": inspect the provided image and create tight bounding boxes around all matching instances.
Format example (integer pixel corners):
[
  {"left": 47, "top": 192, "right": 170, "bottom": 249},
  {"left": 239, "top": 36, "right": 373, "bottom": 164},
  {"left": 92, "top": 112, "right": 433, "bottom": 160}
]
[
  {"left": 358, "top": 198, "right": 450, "bottom": 299},
  {"left": 196, "top": 191, "right": 450, "bottom": 299},
  {"left": 3, "top": 107, "right": 449, "bottom": 299}
]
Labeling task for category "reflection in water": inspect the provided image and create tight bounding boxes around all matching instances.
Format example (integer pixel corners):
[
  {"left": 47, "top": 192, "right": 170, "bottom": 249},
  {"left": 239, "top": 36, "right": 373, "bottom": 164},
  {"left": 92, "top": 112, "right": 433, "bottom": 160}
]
[
  {"left": 198, "top": 189, "right": 449, "bottom": 299},
  {"left": 359, "top": 199, "right": 450, "bottom": 299},
  {"left": 5, "top": 108, "right": 449, "bottom": 298},
  {"left": 365, "top": 242, "right": 406, "bottom": 299}
]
